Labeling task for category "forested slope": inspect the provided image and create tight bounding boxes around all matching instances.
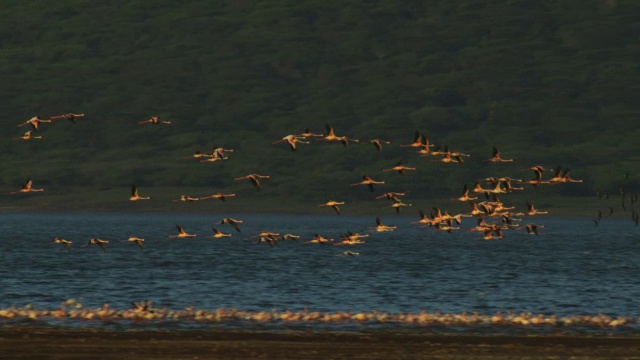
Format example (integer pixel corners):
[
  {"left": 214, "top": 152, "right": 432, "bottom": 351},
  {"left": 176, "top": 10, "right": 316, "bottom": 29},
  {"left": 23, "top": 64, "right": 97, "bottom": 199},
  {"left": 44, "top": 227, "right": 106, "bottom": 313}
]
[{"left": 0, "top": 0, "right": 638, "bottom": 211}]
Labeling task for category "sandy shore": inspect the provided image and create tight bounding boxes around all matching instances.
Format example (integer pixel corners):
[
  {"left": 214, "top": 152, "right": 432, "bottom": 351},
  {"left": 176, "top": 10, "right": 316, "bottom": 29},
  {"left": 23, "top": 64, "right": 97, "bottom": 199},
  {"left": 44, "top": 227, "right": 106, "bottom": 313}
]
[{"left": 2, "top": 327, "right": 640, "bottom": 360}]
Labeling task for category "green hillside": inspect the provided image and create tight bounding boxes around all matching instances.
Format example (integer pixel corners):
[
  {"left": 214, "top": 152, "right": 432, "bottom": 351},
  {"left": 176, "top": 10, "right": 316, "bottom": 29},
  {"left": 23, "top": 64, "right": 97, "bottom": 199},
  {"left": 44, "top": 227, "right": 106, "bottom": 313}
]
[{"left": 0, "top": 0, "right": 638, "bottom": 213}]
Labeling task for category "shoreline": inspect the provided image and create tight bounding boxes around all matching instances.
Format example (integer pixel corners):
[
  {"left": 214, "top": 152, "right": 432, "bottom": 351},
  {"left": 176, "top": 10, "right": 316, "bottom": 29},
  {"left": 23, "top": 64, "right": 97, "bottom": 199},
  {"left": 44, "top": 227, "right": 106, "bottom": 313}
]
[{"left": 3, "top": 326, "right": 640, "bottom": 359}]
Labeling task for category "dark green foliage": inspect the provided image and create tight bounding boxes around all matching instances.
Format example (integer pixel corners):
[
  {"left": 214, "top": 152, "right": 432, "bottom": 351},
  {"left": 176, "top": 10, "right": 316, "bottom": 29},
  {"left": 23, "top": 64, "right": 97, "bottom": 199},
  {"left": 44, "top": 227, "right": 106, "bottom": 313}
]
[{"left": 1, "top": 0, "right": 638, "bottom": 210}]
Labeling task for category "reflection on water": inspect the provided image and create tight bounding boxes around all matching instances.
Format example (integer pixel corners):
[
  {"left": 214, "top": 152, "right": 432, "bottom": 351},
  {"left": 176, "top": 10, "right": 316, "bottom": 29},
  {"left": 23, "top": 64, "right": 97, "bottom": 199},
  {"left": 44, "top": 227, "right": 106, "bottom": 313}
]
[{"left": 1, "top": 212, "right": 639, "bottom": 329}]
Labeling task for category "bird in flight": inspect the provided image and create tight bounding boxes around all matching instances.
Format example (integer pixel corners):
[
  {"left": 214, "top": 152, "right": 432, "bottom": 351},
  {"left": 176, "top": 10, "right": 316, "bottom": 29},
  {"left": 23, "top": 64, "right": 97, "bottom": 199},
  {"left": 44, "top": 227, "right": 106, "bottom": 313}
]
[
  {"left": 14, "top": 131, "right": 43, "bottom": 141},
  {"left": 304, "top": 233, "right": 334, "bottom": 244},
  {"left": 518, "top": 223, "right": 543, "bottom": 235},
  {"left": 9, "top": 179, "right": 44, "bottom": 194},
  {"left": 129, "top": 184, "right": 150, "bottom": 201},
  {"left": 376, "top": 192, "right": 406, "bottom": 202},
  {"left": 369, "top": 139, "right": 391, "bottom": 152},
  {"left": 372, "top": 217, "right": 397, "bottom": 232},
  {"left": 139, "top": 116, "right": 171, "bottom": 125},
  {"left": 296, "top": 128, "right": 324, "bottom": 138},
  {"left": 18, "top": 116, "right": 52, "bottom": 130},
  {"left": 209, "top": 227, "right": 232, "bottom": 238},
  {"left": 351, "top": 175, "right": 385, "bottom": 191},
  {"left": 169, "top": 225, "right": 197, "bottom": 238},
  {"left": 457, "top": 184, "right": 478, "bottom": 201},
  {"left": 215, "top": 218, "right": 244, "bottom": 232},
  {"left": 273, "top": 135, "right": 310, "bottom": 151},
  {"left": 125, "top": 235, "right": 145, "bottom": 249},
  {"left": 173, "top": 195, "right": 202, "bottom": 202},
  {"left": 383, "top": 161, "right": 416, "bottom": 175},
  {"left": 51, "top": 113, "right": 86, "bottom": 123},
  {"left": 234, "top": 174, "right": 270, "bottom": 191},
  {"left": 202, "top": 192, "right": 236, "bottom": 201},
  {"left": 485, "top": 146, "right": 514, "bottom": 162},
  {"left": 526, "top": 201, "right": 549, "bottom": 215},
  {"left": 82, "top": 238, "right": 109, "bottom": 251},
  {"left": 320, "top": 200, "right": 344, "bottom": 215},
  {"left": 50, "top": 237, "right": 72, "bottom": 249}
]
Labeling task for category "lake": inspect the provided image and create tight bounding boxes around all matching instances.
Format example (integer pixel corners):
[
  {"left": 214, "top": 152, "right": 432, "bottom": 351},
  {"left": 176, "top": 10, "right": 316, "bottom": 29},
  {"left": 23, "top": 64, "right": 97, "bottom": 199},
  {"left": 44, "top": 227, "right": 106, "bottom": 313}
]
[{"left": 1, "top": 212, "right": 639, "bottom": 330}]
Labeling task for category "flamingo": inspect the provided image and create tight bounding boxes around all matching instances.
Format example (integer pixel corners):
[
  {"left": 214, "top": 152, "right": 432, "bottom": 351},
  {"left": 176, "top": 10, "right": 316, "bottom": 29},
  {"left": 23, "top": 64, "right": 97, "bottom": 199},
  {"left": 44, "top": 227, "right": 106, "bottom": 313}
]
[
  {"left": 9, "top": 179, "right": 44, "bottom": 194},
  {"left": 129, "top": 184, "right": 150, "bottom": 201},
  {"left": 255, "top": 236, "right": 278, "bottom": 247},
  {"left": 457, "top": 184, "right": 478, "bottom": 201},
  {"left": 82, "top": 238, "right": 109, "bottom": 251},
  {"left": 209, "top": 228, "right": 232, "bottom": 238},
  {"left": 273, "top": 135, "right": 309, "bottom": 151},
  {"left": 517, "top": 224, "right": 544, "bottom": 235},
  {"left": 390, "top": 199, "right": 412, "bottom": 215},
  {"left": 184, "top": 151, "right": 206, "bottom": 159},
  {"left": 14, "top": 131, "right": 43, "bottom": 140},
  {"left": 524, "top": 166, "right": 550, "bottom": 187},
  {"left": 304, "top": 234, "right": 334, "bottom": 244},
  {"left": 526, "top": 201, "right": 548, "bottom": 215},
  {"left": 562, "top": 169, "right": 584, "bottom": 183},
  {"left": 215, "top": 218, "right": 244, "bottom": 232},
  {"left": 173, "top": 195, "right": 201, "bottom": 202},
  {"left": 320, "top": 200, "right": 344, "bottom": 215},
  {"left": 199, "top": 155, "right": 228, "bottom": 162},
  {"left": 50, "top": 113, "right": 85, "bottom": 123},
  {"left": 351, "top": 175, "right": 385, "bottom": 191},
  {"left": 485, "top": 146, "right": 514, "bottom": 162},
  {"left": 410, "top": 210, "right": 434, "bottom": 226},
  {"left": 139, "top": 116, "right": 171, "bottom": 125},
  {"left": 169, "top": 225, "right": 197, "bottom": 238},
  {"left": 208, "top": 147, "right": 235, "bottom": 159},
  {"left": 50, "top": 237, "right": 72, "bottom": 249},
  {"left": 296, "top": 128, "right": 324, "bottom": 138},
  {"left": 321, "top": 125, "right": 358, "bottom": 146},
  {"left": 203, "top": 192, "right": 236, "bottom": 201},
  {"left": 125, "top": 236, "right": 145, "bottom": 249},
  {"left": 372, "top": 217, "right": 397, "bottom": 232},
  {"left": 382, "top": 161, "right": 416, "bottom": 175},
  {"left": 17, "top": 116, "right": 52, "bottom": 130},
  {"left": 334, "top": 232, "right": 369, "bottom": 245},
  {"left": 234, "top": 174, "right": 270, "bottom": 191},
  {"left": 338, "top": 251, "right": 360, "bottom": 256},
  {"left": 376, "top": 192, "right": 406, "bottom": 202},
  {"left": 482, "top": 226, "right": 504, "bottom": 240},
  {"left": 370, "top": 139, "right": 391, "bottom": 152},
  {"left": 399, "top": 130, "right": 425, "bottom": 148}
]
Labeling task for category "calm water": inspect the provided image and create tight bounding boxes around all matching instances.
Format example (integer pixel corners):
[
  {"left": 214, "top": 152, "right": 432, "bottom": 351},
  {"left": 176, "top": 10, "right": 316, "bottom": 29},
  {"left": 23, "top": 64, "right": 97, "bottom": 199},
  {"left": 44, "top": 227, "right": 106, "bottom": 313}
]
[{"left": 1, "top": 212, "right": 639, "bottom": 321}]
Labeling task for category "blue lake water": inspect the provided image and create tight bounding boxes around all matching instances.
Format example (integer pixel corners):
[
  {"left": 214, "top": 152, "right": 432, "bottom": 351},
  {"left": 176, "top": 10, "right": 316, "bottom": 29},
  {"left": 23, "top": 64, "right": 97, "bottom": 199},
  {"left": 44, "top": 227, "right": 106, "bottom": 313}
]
[{"left": 1, "top": 212, "right": 639, "bottom": 323}]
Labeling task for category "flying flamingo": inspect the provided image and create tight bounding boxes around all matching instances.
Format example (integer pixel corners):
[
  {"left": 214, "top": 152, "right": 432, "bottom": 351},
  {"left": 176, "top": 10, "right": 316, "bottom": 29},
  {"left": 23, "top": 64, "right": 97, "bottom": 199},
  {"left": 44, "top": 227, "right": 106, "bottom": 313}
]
[
  {"left": 351, "top": 175, "right": 385, "bottom": 192},
  {"left": 124, "top": 236, "right": 145, "bottom": 249},
  {"left": 169, "top": 225, "right": 197, "bottom": 238},
  {"left": 234, "top": 174, "right": 270, "bottom": 191},
  {"left": 215, "top": 218, "right": 244, "bottom": 232},
  {"left": 273, "top": 135, "right": 309, "bottom": 151},
  {"left": 485, "top": 146, "right": 514, "bottom": 162},
  {"left": 17, "top": 116, "right": 52, "bottom": 130},
  {"left": 139, "top": 116, "right": 171, "bottom": 125},
  {"left": 9, "top": 179, "right": 44, "bottom": 194},
  {"left": 82, "top": 238, "right": 110, "bottom": 251},
  {"left": 382, "top": 161, "right": 416, "bottom": 175},
  {"left": 50, "top": 237, "right": 72, "bottom": 249},
  {"left": 14, "top": 131, "right": 43, "bottom": 140},
  {"left": 129, "top": 185, "right": 150, "bottom": 201},
  {"left": 320, "top": 200, "right": 344, "bottom": 215},
  {"left": 51, "top": 113, "right": 85, "bottom": 123}
]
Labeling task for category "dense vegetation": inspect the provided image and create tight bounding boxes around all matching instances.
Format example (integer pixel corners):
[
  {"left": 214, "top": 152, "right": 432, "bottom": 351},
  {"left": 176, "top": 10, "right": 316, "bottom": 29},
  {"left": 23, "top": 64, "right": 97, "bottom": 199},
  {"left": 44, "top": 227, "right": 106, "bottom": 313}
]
[{"left": 0, "top": 0, "right": 638, "bottom": 212}]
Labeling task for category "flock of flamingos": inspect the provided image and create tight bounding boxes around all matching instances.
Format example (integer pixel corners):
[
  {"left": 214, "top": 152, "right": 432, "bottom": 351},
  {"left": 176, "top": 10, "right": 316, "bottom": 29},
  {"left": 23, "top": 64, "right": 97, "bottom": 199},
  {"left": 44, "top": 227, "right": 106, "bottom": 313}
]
[
  {"left": 11, "top": 114, "right": 639, "bottom": 254},
  {"left": 5, "top": 113, "right": 640, "bottom": 329}
]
